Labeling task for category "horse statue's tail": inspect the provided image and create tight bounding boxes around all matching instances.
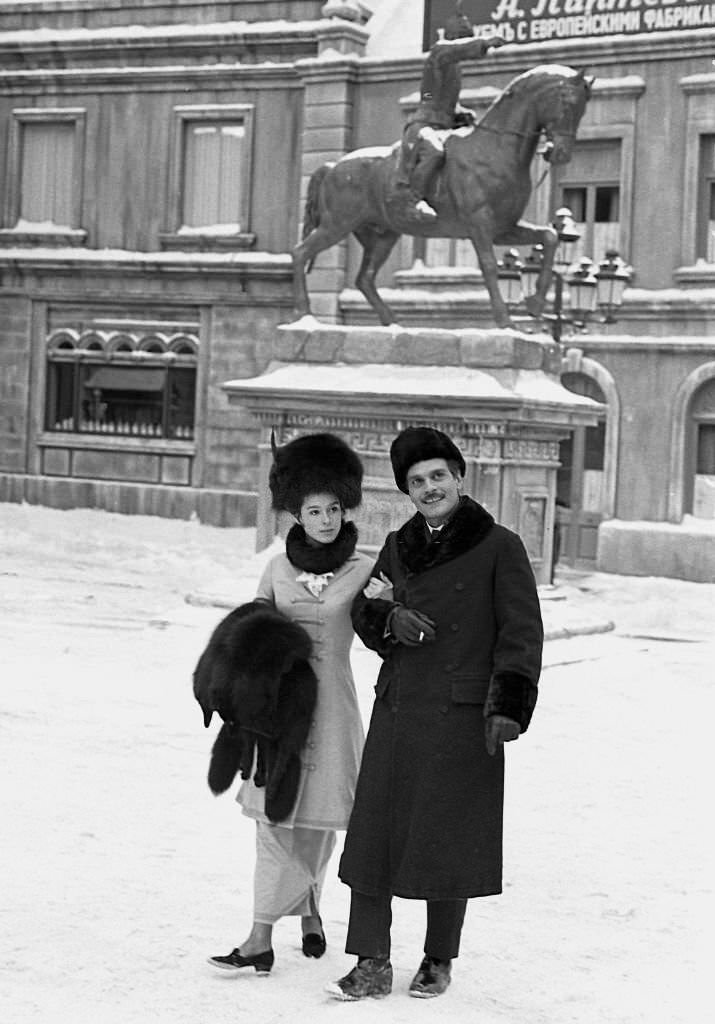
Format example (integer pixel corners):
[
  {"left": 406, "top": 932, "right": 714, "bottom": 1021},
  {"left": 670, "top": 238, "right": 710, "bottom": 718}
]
[{"left": 302, "top": 162, "right": 334, "bottom": 273}]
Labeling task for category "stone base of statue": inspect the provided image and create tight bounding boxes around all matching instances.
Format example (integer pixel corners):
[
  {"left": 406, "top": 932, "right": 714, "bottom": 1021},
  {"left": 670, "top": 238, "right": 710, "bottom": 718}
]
[{"left": 222, "top": 319, "right": 601, "bottom": 585}]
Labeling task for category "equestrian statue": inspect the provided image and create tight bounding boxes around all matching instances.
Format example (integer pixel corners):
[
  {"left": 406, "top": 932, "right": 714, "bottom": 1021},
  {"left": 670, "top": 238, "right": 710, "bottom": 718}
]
[{"left": 292, "top": 4, "right": 592, "bottom": 330}]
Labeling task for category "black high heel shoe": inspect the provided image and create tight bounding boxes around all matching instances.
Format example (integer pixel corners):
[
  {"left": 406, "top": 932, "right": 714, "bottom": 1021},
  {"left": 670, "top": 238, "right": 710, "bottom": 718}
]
[
  {"left": 302, "top": 917, "right": 326, "bottom": 959},
  {"left": 207, "top": 948, "right": 274, "bottom": 974}
]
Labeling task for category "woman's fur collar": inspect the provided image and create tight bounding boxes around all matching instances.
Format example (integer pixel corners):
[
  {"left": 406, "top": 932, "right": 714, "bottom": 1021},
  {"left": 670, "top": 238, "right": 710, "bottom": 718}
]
[
  {"left": 285, "top": 519, "right": 358, "bottom": 573},
  {"left": 396, "top": 495, "right": 494, "bottom": 574}
]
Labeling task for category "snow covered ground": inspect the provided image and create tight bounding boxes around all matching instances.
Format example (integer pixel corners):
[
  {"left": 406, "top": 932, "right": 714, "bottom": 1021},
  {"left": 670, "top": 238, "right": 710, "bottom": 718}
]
[{"left": 0, "top": 503, "right": 712, "bottom": 1024}]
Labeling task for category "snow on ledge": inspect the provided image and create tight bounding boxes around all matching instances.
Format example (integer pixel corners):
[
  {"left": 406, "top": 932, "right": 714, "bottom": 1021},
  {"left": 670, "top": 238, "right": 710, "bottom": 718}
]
[
  {"left": 224, "top": 361, "right": 600, "bottom": 407},
  {"left": 0, "top": 19, "right": 327, "bottom": 47}
]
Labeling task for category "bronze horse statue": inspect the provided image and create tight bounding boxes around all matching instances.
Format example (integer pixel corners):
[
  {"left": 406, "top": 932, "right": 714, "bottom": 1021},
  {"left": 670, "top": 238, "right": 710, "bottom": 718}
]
[{"left": 292, "top": 64, "right": 592, "bottom": 329}]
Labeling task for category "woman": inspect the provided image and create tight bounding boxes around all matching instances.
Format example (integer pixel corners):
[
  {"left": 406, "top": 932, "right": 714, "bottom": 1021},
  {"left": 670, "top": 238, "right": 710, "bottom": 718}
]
[{"left": 208, "top": 432, "right": 373, "bottom": 974}]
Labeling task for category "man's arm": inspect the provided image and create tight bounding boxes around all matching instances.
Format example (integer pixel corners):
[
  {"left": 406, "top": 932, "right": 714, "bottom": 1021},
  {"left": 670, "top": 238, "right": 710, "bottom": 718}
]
[
  {"left": 485, "top": 530, "right": 544, "bottom": 734},
  {"left": 431, "top": 34, "right": 503, "bottom": 67},
  {"left": 350, "top": 541, "right": 400, "bottom": 658}
]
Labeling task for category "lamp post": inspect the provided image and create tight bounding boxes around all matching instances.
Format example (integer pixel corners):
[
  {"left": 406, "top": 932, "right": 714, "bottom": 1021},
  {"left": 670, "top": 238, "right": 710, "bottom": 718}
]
[{"left": 497, "top": 209, "right": 633, "bottom": 342}]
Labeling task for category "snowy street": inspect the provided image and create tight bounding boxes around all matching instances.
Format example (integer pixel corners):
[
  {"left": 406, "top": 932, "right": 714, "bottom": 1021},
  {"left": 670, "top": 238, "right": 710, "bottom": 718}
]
[{"left": 1, "top": 503, "right": 712, "bottom": 1024}]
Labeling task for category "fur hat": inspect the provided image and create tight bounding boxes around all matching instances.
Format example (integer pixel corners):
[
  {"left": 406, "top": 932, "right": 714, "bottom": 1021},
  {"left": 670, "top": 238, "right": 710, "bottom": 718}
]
[
  {"left": 390, "top": 426, "right": 466, "bottom": 494},
  {"left": 269, "top": 432, "right": 363, "bottom": 515}
]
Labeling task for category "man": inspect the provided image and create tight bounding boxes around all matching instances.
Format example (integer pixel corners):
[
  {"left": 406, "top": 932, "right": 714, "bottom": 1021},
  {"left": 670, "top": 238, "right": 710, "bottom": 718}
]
[
  {"left": 327, "top": 426, "right": 543, "bottom": 1001},
  {"left": 392, "top": 3, "right": 504, "bottom": 223}
]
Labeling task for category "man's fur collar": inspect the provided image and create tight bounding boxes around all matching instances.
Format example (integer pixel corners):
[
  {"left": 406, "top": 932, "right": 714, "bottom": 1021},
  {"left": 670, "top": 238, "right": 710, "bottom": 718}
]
[{"left": 396, "top": 495, "right": 494, "bottom": 575}]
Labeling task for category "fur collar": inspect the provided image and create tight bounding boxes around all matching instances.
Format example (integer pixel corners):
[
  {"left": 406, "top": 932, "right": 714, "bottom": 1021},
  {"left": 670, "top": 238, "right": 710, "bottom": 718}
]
[
  {"left": 395, "top": 496, "right": 494, "bottom": 575},
  {"left": 285, "top": 519, "right": 358, "bottom": 573}
]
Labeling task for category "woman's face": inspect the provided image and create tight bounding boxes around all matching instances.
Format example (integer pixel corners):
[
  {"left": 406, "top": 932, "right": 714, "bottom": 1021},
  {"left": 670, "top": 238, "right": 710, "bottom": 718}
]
[{"left": 297, "top": 492, "right": 343, "bottom": 545}]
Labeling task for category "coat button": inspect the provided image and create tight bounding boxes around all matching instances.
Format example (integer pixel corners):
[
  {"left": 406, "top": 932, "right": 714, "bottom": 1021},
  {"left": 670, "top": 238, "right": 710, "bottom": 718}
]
[
  {"left": 306, "top": 764, "right": 316, "bottom": 771},
  {"left": 455, "top": 582, "right": 465, "bottom": 591},
  {"left": 439, "top": 705, "right": 449, "bottom": 714},
  {"left": 450, "top": 623, "right": 459, "bottom": 632},
  {"left": 307, "top": 741, "right": 316, "bottom": 749},
  {"left": 445, "top": 663, "right": 456, "bottom": 672}
]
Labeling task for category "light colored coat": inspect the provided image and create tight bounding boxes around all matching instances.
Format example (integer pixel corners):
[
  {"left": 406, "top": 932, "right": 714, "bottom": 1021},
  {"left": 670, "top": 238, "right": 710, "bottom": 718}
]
[{"left": 237, "top": 546, "right": 373, "bottom": 831}]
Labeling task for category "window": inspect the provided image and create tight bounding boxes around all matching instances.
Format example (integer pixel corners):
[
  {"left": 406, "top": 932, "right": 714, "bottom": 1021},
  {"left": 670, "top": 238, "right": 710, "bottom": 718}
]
[
  {"left": 44, "top": 331, "right": 198, "bottom": 440},
  {"left": 697, "top": 135, "right": 715, "bottom": 262},
  {"left": 555, "top": 139, "right": 622, "bottom": 262},
  {"left": 164, "top": 104, "right": 255, "bottom": 248},
  {"left": 2, "top": 108, "right": 85, "bottom": 235},
  {"left": 183, "top": 122, "right": 245, "bottom": 231}
]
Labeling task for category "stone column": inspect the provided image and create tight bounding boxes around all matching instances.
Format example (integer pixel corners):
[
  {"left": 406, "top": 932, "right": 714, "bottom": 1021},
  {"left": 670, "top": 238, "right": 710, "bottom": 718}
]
[{"left": 295, "top": 54, "right": 362, "bottom": 322}]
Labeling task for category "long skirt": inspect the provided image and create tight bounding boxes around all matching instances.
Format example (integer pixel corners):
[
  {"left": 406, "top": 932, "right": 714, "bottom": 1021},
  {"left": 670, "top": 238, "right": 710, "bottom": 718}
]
[{"left": 253, "top": 822, "right": 336, "bottom": 925}]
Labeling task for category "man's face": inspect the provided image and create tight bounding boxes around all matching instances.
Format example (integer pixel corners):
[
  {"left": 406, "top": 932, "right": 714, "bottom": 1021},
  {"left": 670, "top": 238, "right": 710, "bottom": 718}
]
[{"left": 406, "top": 458, "right": 462, "bottom": 527}]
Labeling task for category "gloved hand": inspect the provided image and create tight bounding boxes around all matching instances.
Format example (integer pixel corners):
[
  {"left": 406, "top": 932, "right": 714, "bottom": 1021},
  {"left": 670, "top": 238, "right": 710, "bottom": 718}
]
[
  {"left": 388, "top": 606, "right": 436, "bottom": 646},
  {"left": 485, "top": 715, "right": 521, "bottom": 756}
]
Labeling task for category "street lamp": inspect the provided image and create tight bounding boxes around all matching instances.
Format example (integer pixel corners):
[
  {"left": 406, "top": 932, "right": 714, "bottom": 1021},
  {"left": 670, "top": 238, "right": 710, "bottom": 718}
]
[
  {"left": 595, "top": 250, "right": 632, "bottom": 323},
  {"left": 497, "top": 209, "right": 633, "bottom": 342}
]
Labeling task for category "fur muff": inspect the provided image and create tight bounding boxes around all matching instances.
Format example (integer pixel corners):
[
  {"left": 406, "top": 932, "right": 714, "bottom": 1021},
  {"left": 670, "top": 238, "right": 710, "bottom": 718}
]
[
  {"left": 269, "top": 432, "right": 363, "bottom": 515},
  {"left": 192, "top": 601, "right": 318, "bottom": 823}
]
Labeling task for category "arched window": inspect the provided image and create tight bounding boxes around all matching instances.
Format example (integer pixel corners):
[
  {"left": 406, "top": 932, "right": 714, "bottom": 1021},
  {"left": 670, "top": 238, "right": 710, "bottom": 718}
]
[{"left": 44, "top": 327, "right": 198, "bottom": 440}]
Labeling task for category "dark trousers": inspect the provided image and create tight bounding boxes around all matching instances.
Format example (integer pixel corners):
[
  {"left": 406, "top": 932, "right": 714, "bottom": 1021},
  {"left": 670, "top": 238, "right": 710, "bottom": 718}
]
[{"left": 345, "top": 889, "right": 468, "bottom": 961}]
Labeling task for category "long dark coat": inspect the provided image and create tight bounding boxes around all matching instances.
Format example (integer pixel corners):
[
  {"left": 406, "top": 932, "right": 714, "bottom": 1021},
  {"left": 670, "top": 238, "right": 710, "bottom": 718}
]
[{"left": 338, "top": 496, "right": 543, "bottom": 900}]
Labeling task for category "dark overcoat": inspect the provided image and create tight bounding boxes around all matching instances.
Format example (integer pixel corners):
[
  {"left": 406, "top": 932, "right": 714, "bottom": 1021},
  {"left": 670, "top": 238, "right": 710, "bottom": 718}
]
[{"left": 338, "top": 496, "right": 543, "bottom": 900}]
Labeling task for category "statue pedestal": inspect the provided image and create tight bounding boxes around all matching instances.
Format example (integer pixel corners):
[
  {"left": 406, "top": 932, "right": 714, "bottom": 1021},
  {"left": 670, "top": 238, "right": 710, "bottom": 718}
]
[{"left": 223, "top": 321, "right": 601, "bottom": 584}]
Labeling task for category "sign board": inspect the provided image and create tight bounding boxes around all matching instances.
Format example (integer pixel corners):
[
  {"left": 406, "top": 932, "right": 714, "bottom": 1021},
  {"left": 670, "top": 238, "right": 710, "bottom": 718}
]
[{"left": 424, "top": 0, "right": 715, "bottom": 48}]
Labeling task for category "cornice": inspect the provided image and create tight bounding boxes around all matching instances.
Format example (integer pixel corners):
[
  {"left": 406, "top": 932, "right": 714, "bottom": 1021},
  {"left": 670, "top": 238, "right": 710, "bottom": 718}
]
[
  {"left": 0, "top": 247, "right": 293, "bottom": 279},
  {"left": 0, "top": 62, "right": 302, "bottom": 93},
  {"left": 680, "top": 71, "right": 715, "bottom": 94}
]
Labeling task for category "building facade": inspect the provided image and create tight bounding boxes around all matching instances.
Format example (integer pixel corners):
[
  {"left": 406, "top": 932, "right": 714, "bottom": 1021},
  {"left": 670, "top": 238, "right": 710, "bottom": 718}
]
[{"left": 0, "top": 0, "right": 713, "bottom": 579}]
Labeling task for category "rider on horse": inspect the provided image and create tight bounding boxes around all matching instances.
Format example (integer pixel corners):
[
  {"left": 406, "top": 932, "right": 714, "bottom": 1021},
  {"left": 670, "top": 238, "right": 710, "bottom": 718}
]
[{"left": 394, "top": 4, "right": 504, "bottom": 223}]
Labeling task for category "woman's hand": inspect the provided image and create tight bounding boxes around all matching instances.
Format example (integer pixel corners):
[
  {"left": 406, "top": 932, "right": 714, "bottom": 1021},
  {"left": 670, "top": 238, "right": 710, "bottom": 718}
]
[{"left": 363, "top": 571, "right": 393, "bottom": 600}]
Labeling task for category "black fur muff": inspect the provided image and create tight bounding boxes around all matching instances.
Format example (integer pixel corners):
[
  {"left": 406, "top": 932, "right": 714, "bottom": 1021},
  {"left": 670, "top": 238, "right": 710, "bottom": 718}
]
[{"left": 192, "top": 601, "right": 318, "bottom": 822}]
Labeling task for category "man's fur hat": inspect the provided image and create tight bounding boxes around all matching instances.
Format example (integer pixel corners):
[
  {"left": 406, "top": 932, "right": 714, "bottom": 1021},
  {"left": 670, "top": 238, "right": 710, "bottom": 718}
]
[
  {"left": 193, "top": 601, "right": 318, "bottom": 823},
  {"left": 390, "top": 426, "right": 466, "bottom": 494},
  {"left": 269, "top": 432, "right": 363, "bottom": 515}
]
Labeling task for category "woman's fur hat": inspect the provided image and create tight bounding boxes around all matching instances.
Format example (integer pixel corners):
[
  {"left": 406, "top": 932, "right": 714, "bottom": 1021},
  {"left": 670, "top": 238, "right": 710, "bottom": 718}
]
[
  {"left": 269, "top": 432, "right": 363, "bottom": 515},
  {"left": 390, "top": 426, "right": 466, "bottom": 494}
]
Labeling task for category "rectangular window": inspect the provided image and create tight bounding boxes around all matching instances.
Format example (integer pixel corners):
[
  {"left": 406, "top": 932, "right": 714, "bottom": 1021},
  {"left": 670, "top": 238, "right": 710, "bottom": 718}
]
[
  {"left": 556, "top": 139, "right": 622, "bottom": 262},
  {"left": 3, "top": 108, "right": 85, "bottom": 235},
  {"left": 698, "top": 136, "right": 715, "bottom": 261},
  {"left": 183, "top": 122, "right": 245, "bottom": 230},
  {"left": 166, "top": 104, "right": 254, "bottom": 244},
  {"left": 20, "top": 122, "right": 75, "bottom": 226}
]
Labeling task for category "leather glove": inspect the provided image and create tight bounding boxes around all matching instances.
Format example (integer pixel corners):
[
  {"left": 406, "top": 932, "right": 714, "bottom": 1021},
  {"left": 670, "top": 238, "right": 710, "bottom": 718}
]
[
  {"left": 485, "top": 715, "right": 521, "bottom": 756},
  {"left": 388, "top": 607, "right": 436, "bottom": 646}
]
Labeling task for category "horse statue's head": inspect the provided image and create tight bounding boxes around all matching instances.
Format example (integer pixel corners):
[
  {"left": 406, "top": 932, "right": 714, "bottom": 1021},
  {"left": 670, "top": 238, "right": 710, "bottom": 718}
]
[{"left": 515, "top": 65, "right": 593, "bottom": 166}]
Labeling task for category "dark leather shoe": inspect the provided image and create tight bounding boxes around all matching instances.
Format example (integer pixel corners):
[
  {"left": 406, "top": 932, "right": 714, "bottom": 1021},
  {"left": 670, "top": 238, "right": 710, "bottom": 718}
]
[
  {"left": 325, "top": 957, "right": 393, "bottom": 1000},
  {"left": 207, "top": 948, "right": 274, "bottom": 974},
  {"left": 409, "top": 956, "right": 452, "bottom": 997},
  {"left": 302, "top": 927, "right": 326, "bottom": 958}
]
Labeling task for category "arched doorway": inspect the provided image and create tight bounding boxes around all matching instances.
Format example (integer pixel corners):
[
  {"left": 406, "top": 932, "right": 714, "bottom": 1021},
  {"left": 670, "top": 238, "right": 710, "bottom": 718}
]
[
  {"left": 688, "top": 377, "right": 715, "bottom": 519},
  {"left": 557, "top": 372, "right": 607, "bottom": 568}
]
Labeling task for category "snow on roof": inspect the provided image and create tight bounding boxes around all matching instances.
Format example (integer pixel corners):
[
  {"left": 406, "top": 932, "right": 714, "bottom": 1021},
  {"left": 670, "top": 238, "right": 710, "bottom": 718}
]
[
  {"left": 224, "top": 361, "right": 600, "bottom": 408},
  {"left": 0, "top": 19, "right": 326, "bottom": 46}
]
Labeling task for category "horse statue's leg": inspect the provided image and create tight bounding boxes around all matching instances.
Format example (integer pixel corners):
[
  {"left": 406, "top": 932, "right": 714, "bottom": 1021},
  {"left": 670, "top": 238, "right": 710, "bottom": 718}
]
[
  {"left": 495, "top": 221, "right": 559, "bottom": 317},
  {"left": 467, "top": 222, "right": 514, "bottom": 329},
  {"left": 353, "top": 226, "right": 402, "bottom": 326},
  {"left": 292, "top": 226, "right": 341, "bottom": 319},
  {"left": 292, "top": 162, "right": 357, "bottom": 320}
]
